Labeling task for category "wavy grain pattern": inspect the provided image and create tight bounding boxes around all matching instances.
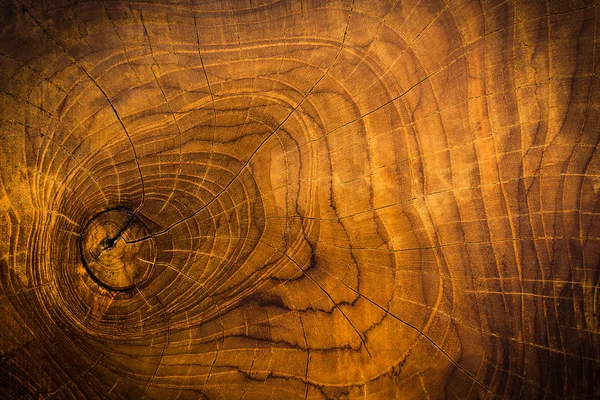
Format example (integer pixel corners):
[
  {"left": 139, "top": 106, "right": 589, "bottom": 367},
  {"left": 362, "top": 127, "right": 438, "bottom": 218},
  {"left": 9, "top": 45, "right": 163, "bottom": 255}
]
[{"left": 1, "top": 0, "right": 599, "bottom": 398}]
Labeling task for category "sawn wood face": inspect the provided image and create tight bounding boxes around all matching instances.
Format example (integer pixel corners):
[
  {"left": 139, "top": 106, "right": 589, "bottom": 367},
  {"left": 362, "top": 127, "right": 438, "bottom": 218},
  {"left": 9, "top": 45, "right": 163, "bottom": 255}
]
[{"left": 0, "top": 0, "right": 598, "bottom": 398}]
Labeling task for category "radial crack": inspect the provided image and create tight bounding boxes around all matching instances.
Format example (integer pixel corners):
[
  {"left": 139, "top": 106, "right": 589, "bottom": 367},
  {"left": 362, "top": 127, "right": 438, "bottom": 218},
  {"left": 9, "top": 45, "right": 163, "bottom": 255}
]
[{"left": 19, "top": 1, "right": 146, "bottom": 213}]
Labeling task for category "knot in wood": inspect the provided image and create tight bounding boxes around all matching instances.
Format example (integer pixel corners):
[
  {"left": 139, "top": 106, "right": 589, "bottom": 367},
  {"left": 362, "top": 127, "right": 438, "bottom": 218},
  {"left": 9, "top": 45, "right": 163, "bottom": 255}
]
[{"left": 80, "top": 209, "right": 155, "bottom": 291}]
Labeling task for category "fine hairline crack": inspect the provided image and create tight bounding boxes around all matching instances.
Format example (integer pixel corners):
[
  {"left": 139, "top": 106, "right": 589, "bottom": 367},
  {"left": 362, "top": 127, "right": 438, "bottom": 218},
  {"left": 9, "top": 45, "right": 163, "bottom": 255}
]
[
  {"left": 19, "top": 1, "right": 146, "bottom": 228},
  {"left": 124, "top": 0, "right": 356, "bottom": 245}
]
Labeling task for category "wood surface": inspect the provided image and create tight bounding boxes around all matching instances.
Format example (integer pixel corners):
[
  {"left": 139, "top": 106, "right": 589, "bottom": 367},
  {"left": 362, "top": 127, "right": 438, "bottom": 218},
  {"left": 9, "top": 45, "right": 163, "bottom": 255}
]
[{"left": 0, "top": 0, "right": 599, "bottom": 398}]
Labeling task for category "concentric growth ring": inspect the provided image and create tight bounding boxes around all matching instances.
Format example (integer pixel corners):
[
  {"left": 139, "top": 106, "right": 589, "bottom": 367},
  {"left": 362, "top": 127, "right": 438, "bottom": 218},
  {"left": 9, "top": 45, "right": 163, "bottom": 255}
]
[
  {"left": 1, "top": 0, "right": 598, "bottom": 398},
  {"left": 80, "top": 208, "right": 155, "bottom": 291}
]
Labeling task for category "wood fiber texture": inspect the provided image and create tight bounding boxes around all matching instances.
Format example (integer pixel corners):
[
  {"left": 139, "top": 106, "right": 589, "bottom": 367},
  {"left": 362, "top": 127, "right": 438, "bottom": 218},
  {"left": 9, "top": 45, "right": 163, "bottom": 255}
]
[{"left": 0, "top": 0, "right": 599, "bottom": 398}]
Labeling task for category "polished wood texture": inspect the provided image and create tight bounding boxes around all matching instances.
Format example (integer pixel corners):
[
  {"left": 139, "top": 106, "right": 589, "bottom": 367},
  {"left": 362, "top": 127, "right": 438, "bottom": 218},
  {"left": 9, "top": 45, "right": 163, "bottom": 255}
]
[{"left": 1, "top": 0, "right": 599, "bottom": 398}]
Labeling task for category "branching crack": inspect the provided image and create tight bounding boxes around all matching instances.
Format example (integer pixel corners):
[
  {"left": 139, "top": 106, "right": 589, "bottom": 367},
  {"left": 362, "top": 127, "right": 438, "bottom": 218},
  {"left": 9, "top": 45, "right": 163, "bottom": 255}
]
[
  {"left": 19, "top": 1, "right": 146, "bottom": 215},
  {"left": 126, "top": 0, "right": 356, "bottom": 243}
]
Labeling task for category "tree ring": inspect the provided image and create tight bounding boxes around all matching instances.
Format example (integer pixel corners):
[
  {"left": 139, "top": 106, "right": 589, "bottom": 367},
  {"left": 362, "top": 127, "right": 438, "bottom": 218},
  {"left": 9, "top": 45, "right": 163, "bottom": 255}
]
[{"left": 80, "top": 208, "right": 155, "bottom": 292}]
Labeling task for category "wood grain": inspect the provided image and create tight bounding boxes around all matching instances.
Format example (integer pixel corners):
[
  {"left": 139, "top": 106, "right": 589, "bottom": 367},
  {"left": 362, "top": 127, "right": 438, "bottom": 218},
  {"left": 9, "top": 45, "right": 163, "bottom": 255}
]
[{"left": 0, "top": 0, "right": 599, "bottom": 398}]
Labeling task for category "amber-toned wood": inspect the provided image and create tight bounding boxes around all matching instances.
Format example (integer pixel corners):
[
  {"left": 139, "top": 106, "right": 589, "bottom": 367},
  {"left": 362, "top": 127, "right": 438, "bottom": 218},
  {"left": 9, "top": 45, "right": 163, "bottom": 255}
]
[{"left": 1, "top": 0, "right": 599, "bottom": 398}]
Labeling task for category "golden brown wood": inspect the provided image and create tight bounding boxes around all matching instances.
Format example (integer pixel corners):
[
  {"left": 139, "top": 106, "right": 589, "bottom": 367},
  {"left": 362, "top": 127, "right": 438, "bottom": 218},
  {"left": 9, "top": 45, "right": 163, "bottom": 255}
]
[{"left": 1, "top": 0, "right": 599, "bottom": 398}]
